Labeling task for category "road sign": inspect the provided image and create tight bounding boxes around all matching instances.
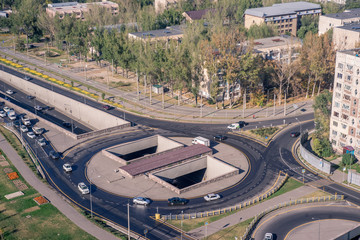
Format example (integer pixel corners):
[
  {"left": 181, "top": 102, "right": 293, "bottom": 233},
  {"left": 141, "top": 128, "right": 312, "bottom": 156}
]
[{"left": 302, "top": 169, "right": 305, "bottom": 174}]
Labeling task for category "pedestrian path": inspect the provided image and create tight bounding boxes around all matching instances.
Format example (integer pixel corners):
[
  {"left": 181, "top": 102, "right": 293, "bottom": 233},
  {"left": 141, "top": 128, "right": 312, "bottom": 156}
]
[
  {"left": 0, "top": 134, "right": 121, "bottom": 240},
  {"left": 187, "top": 185, "right": 317, "bottom": 239},
  {"left": 0, "top": 47, "right": 314, "bottom": 123}
]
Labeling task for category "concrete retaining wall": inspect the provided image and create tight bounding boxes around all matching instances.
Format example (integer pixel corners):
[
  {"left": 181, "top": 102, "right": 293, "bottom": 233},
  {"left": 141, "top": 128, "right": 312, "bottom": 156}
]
[
  {"left": 348, "top": 170, "right": 360, "bottom": 187},
  {"left": 0, "top": 70, "right": 128, "bottom": 130},
  {"left": 335, "top": 224, "right": 360, "bottom": 240},
  {"left": 300, "top": 141, "right": 332, "bottom": 174}
]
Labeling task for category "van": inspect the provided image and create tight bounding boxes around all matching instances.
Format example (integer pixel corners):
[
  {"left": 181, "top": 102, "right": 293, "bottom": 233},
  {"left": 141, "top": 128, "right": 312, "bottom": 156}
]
[{"left": 192, "top": 136, "right": 210, "bottom": 147}]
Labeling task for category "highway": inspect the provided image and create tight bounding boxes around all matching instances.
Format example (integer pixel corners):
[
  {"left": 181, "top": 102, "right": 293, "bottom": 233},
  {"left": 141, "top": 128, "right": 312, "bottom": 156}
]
[{"left": 1, "top": 63, "right": 360, "bottom": 239}]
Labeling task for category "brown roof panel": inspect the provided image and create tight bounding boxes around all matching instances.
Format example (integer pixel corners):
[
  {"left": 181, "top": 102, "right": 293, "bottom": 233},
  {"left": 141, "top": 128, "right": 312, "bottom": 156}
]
[{"left": 120, "top": 144, "right": 212, "bottom": 176}]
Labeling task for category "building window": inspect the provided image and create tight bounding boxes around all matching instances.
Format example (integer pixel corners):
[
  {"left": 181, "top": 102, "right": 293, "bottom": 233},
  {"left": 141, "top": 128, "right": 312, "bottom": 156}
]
[
  {"left": 289, "top": 24, "right": 292, "bottom": 27},
  {"left": 355, "top": 89, "right": 358, "bottom": 96},
  {"left": 332, "top": 140, "right": 337, "bottom": 145},
  {"left": 344, "top": 85, "right": 351, "bottom": 91},
  {"left": 333, "top": 120, "right": 338, "bottom": 126},
  {"left": 338, "top": 63, "right": 343, "bottom": 69},
  {"left": 332, "top": 130, "right": 338, "bottom": 135},
  {"left": 336, "top": 83, "right": 342, "bottom": 89},
  {"left": 347, "top": 75, "right": 352, "bottom": 82},
  {"left": 343, "top": 94, "right": 350, "bottom": 100},
  {"left": 357, "top": 79, "right": 359, "bottom": 85},
  {"left": 353, "top": 109, "right": 356, "bottom": 115},
  {"left": 351, "top": 129, "right": 354, "bottom": 135},
  {"left": 352, "top": 119, "right": 355, "bottom": 125},
  {"left": 335, "top": 92, "right": 341, "bottom": 98},
  {"left": 357, "top": 69, "right": 359, "bottom": 75},
  {"left": 342, "top": 103, "right": 350, "bottom": 110},
  {"left": 334, "top": 101, "right": 340, "bottom": 107},
  {"left": 354, "top": 99, "right": 357, "bottom": 105},
  {"left": 350, "top": 138, "right": 353, "bottom": 144},
  {"left": 289, "top": 29, "right": 292, "bottom": 32},
  {"left": 334, "top": 111, "right": 339, "bottom": 117},
  {"left": 337, "top": 73, "right": 343, "bottom": 79},
  {"left": 347, "top": 64, "right": 353, "bottom": 71},
  {"left": 342, "top": 113, "right": 349, "bottom": 119},
  {"left": 342, "top": 123, "right": 347, "bottom": 129},
  {"left": 357, "top": 130, "right": 360, "bottom": 136}
]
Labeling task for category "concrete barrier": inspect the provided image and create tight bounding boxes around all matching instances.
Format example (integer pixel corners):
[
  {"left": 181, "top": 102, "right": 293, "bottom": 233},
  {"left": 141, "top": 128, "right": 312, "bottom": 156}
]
[
  {"left": 334, "top": 224, "right": 360, "bottom": 240},
  {"left": 348, "top": 170, "right": 360, "bottom": 187},
  {"left": 0, "top": 70, "right": 128, "bottom": 130}
]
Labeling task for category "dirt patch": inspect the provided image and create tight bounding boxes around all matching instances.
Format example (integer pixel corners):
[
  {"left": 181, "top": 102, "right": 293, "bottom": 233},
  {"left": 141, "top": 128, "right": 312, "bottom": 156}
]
[
  {"left": 23, "top": 206, "right": 40, "bottom": 213},
  {"left": 0, "top": 161, "right": 9, "bottom": 167},
  {"left": 13, "top": 179, "right": 28, "bottom": 191},
  {"left": 3, "top": 167, "right": 13, "bottom": 173}
]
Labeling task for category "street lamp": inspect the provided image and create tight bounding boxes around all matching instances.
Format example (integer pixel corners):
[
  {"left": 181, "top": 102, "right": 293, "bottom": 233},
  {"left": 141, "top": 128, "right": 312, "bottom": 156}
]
[{"left": 181, "top": 210, "right": 183, "bottom": 240}]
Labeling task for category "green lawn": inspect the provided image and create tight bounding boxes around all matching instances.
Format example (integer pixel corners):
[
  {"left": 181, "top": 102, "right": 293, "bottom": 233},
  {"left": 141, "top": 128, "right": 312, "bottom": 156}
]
[
  {"left": 207, "top": 217, "right": 254, "bottom": 240},
  {"left": 167, "top": 177, "right": 303, "bottom": 232},
  {"left": 0, "top": 149, "right": 96, "bottom": 240}
]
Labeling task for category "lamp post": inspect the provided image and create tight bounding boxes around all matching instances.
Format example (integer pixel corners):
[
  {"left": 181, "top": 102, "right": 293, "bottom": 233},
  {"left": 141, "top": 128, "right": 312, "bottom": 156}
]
[
  {"left": 295, "top": 117, "right": 302, "bottom": 135},
  {"left": 127, "top": 202, "right": 130, "bottom": 240},
  {"left": 181, "top": 210, "right": 183, "bottom": 240}
]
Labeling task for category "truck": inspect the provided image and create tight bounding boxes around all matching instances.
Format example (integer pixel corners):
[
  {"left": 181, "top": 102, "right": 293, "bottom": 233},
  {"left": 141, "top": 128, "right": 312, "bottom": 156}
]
[
  {"left": 7, "top": 110, "right": 16, "bottom": 120},
  {"left": 192, "top": 136, "right": 210, "bottom": 147}
]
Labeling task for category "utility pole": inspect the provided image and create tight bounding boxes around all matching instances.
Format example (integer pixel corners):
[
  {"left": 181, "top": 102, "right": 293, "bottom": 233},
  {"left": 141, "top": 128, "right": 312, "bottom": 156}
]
[
  {"left": 283, "top": 91, "right": 287, "bottom": 116},
  {"left": 127, "top": 202, "right": 130, "bottom": 240}
]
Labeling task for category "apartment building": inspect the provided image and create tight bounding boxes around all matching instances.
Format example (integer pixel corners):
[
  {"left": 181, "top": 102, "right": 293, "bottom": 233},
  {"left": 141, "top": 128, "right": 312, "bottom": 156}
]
[
  {"left": 330, "top": 48, "right": 360, "bottom": 156},
  {"left": 244, "top": 1, "right": 321, "bottom": 36},
  {"left": 333, "top": 23, "right": 360, "bottom": 50},
  {"left": 319, "top": 8, "right": 360, "bottom": 35},
  {"left": 46, "top": 1, "right": 119, "bottom": 19},
  {"left": 155, "top": 0, "right": 178, "bottom": 14}
]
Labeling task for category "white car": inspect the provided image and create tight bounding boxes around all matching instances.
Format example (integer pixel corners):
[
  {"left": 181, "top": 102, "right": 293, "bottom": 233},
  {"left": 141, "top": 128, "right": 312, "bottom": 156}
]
[
  {"left": 3, "top": 106, "right": 10, "bottom": 112},
  {"left": 6, "top": 89, "right": 13, "bottom": 95},
  {"left": 32, "top": 126, "right": 44, "bottom": 135},
  {"left": 36, "top": 138, "right": 46, "bottom": 146},
  {"left": 63, "top": 163, "right": 72, "bottom": 172},
  {"left": 204, "top": 193, "right": 221, "bottom": 201},
  {"left": 78, "top": 182, "right": 89, "bottom": 194},
  {"left": 27, "top": 132, "right": 36, "bottom": 139},
  {"left": 20, "top": 125, "right": 28, "bottom": 132},
  {"left": 264, "top": 233, "right": 273, "bottom": 240},
  {"left": 227, "top": 123, "right": 240, "bottom": 130},
  {"left": 34, "top": 105, "right": 42, "bottom": 111},
  {"left": 22, "top": 116, "right": 31, "bottom": 126},
  {"left": 133, "top": 197, "right": 151, "bottom": 206},
  {"left": 0, "top": 110, "right": 6, "bottom": 117}
]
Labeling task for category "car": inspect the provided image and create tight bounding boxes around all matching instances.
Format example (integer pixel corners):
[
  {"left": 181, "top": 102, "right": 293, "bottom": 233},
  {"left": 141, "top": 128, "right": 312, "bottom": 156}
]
[
  {"left": 103, "top": 105, "right": 111, "bottom": 110},
  {"left": 22, "top": 116, "right": 31, "bottom": 126},
  {"left": 133, "top": 197, "right": 151, "bottom": 206},
  {"left": 213, "top": 135, "right": 226, "bottom": 141},
  {"left": 43, "top": 106, "right": 54, "bottom": 111},
  {"left": 6, "top": 89, "right": 13, "bottom": 95},
  {"left": 27, "top": 132, "right": 36, "bottom": 139},
  {"left": 78, "top": 182, "right": 90, "bottom": 194},
  {"left": 290, "top": 132, "right": 300, "bottom": 138},
  {"left": 49, "top": 150, "right": 60, "bottom": 159},
  {"left": 63, "top": 163, "right": 72, "bottom": 172},
  {"left": 36, "top": 138, "right": 46, "bottom": 146},
  {"left": 238, "top": 121, "right": 247, "bottom": 127},
  {"left": 227, "top": 123, "right": 240, "bottom": 130},
  {"left": 34, "top": 105, "right": 42, "bottom": 111},
  {"left": 204, "top": 193, "right": 221, "bottom": 201},
  {"left": 0, "top": 110, "right": 6, "bottom": 117},
  {"left": 24, "top": 76, "right": 31, "bottom": 81},
  {"left": 32, "top": 126, "right": 44, "bottom": 135},
  {"left": 167, "top": 197, "right": 188, "bottom": 206},
  {"left": 26, "top": 95, "right": 35, "bottom": 100},
  {"left": 264, "top": 233, "right": 273, "bottom": 240},
  {"left": 3, "top": 106, "right": 10, "bottom": 112},
  {"left": 20, "top": 125, "right": 28, "bottom": 132},
  {"left": 62, "top": 122, "right": 73, "bottom": 128}
]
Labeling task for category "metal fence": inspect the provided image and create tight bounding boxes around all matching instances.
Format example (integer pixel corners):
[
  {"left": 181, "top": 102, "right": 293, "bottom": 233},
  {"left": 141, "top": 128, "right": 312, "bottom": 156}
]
[
  {"left": 241, "top": 194, "right": 344, "bottom": 240},
  {"left": 161, "top": 172, "right": 288, "bottom": 221}
]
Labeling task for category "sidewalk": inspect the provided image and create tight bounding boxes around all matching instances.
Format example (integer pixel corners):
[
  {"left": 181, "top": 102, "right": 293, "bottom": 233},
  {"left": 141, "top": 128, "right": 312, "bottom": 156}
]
[
  {"left": 0, "top": 47, "right": 314, "bottom": 123},
  {"left": 187, "top": 185, "right": 317, "bottom": 239},
  {"left": 0, "top": 134, "right": 120, "bottom": 240}
]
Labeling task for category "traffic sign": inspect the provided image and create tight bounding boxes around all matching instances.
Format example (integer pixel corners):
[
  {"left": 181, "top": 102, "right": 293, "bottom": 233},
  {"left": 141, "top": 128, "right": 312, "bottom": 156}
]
[{"left": 302, "top": 169, "right": 305, "bottom": 174}]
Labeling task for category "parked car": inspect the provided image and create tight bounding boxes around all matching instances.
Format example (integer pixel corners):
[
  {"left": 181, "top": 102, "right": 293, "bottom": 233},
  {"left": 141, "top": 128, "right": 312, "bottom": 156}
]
[
  {"left": 26, "top": 95, "right": 35, "bottom": 100},
  {"left": 24, "top": 76, "right": 31, "bottom": 81},
  {"left": 3, "top": 106, "right": 10, "bottom": 112},
  {"left": 34, "top": 105, "right": 42, "bottom": 111},
  {"left": 6, "top": 89, "right": 13, "bottom": 95},
  {"left": 238, "top": 121, "right": 247, "bottom": 127},
  {"left": 227, "top": 123, "right": 240, "bottom": 130},
  {"left": 167, "top": 197, "right": 188, "bottom": 206},
  {"left": 32, "top": 126, "right": 44, "bottom": 135},
  {"left": 43, "top": 106, "right": 54, "bottom": 111},
  {"left": 213, "top": 135, "right": 226, "bottom": 141},
  {"left": 22, "top": 116, "right": 31, "bottom": 126},
  {"left": 62, "top": 122, "right": 73, "bottom": 128},
  {"left": 204, "top": 193, "right": 221, "bottom": 202},
  {"left": 36, "top": 138, "right": 46, "bottom": 147},
  {"left": 63, "top": 163, "right": 72, "bottom": 173},
  {"left": 133, "top": 197, "right": 151, "bottom": 206},
  {"left": 7, "top": 110, "right": 16, "bottom": 120},
  {"left": 27, "top": 132, "right": 36, "bottom": 139},
  {"left": 78, "top": 182, "right": 89, "bottom": 194},
  {"left": 20, "top": 125, "right": 28, "bottom": 132},
  {"left": 103, "top": 105, "right": 111, "bottom": 110},
  {"left": 290, "top": 132, "right": 300, "bottom": 138},
  {"left": 0, "top": 110, "right": 6, "bottom": 117},
  {"left": 264, "top": 233, "right": 273, "bottom": 240},
  {"left": 49, "top": 150, "right": 60, "bottom": 159}
]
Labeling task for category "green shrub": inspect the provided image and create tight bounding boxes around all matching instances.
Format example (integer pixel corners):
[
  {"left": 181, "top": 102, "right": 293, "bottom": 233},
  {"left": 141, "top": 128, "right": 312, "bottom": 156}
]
[
  {"left": 250, "top": 127, "right": 278, "bottom": 138},
  {"left": 342, "top": 153, "right": 355, "bottom": 166}
]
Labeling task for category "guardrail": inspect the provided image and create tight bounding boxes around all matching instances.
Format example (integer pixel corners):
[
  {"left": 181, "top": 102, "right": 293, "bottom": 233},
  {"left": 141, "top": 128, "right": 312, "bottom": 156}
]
[
  {"left": 160, "top": 172, "right": 288, "bottom": 221},
  {"left": 241, "top": 194, "right": 344, "bottom": 240}
]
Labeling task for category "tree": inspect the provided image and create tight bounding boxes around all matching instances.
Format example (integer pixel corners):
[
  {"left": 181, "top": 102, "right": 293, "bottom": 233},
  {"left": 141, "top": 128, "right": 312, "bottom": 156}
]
[
  {"left": 342, "top": 153, "right": 355, "bottom": 166},
  {"left": 313, "top": 90, "right": 332, "bottom": 139},
  {"left": 247, "top": 23, "right": 276, "bottom": 39},
  {"left": 37, "top": 11, "right": 56, "bottom": 45},
  {"left": 297, "top": 15, "right": 319, "bottom": 39}
]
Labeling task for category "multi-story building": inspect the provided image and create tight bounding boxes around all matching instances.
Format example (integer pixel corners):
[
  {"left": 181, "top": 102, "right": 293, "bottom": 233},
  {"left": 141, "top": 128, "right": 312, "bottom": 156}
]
[
  {"left": 244, "top": 1, "right": 321, "bottom": 36},
  {"left": 46, "top": 1, "right": 119, "bottom": 19},
  {"left": 128, "top": 25, "right": 184, "bottom": 42},
  {"left": 330, "top": 48, "right": 360, "bottom": 156},
  {"left": 154, "top": 0, "right": 177, "bottom": 14},
  {"left": 333, "top": 23, "right": 360, "bottom": 50},
  {"left": 319, "top": 8, "right": 360, "bottom": 35}
]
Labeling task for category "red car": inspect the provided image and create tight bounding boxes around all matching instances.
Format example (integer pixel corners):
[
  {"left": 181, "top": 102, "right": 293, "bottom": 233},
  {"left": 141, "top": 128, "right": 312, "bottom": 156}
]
[{"left": 103, "top": 105, "right": 111, "bottom": 110}]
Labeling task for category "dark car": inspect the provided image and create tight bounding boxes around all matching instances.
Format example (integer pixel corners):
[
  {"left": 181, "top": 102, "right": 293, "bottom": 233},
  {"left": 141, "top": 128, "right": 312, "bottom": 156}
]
[
  {"left": 26, "top": 95, "right": 35, "bottom": 100},
  {"left": 62, "top": 122, "right": 72, "bottom": 128},
  {"left": 168, "top": 197, "right": 188, "bottom": 206},
  {"left": 213, "top": 135, "right": 226, "bottom": 141},
  {"left": 238, "top": 121, "right": 247, "bottom": 127},
  {"left": 44, "top": 106, "right": 54, "bottom": 111},
  {"left": 290, "top": 132, "right": 300, "bottom": 138},
  {"left": 49, "top": 150, "right": 60, "bottom": 159},
  {"left": 103, "top": 105, "right": 111, "bottom": 110}
]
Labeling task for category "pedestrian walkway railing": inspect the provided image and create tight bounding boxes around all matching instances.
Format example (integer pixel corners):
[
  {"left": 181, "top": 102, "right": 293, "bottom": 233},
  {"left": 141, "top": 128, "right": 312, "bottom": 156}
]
[
  {"left": 160, "top": 171, "right": 288, "bottom": 221},
  {"left": 241, "top": 194, "right": 344, "bottom": 240}
]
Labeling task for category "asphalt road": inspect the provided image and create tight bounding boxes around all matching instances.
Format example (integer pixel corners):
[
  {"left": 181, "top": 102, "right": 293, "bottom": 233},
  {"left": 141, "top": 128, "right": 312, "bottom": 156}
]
[
  {"left": 2, "top": 63, "right": 360, "bottom": 239},
  {"left": 253, "top": 205, "right": 360, "bottom": 240}
]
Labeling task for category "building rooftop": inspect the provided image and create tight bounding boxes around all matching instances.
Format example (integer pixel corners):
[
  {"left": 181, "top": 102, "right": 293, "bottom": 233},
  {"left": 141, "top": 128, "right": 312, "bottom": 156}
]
[
  {"left": 337, "top": 22, "right": 360, "bottom": 32},
  {"left": 251, "top": 35, "right": 302, "bottom": 51},
  {"left": 128, "top": 25, "right": 184, "bottom": 40},
  {"left": 120, "top": 144, "right": 212, "bottom": 176},
  {"left": 339, "top": 48, "right": 360, "bottom": 57},
  {"left": 47, "top": 1, "right": 118, "bottom": 11},
  {"left": 183, "top": 9, "right": 215, "bottom": 20},
  {"left": 244, "top": 1, "right": 321, "bottom": 18},
  {"left": 324, "top": 8, "right": 360, "bottom": 20}
]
